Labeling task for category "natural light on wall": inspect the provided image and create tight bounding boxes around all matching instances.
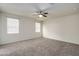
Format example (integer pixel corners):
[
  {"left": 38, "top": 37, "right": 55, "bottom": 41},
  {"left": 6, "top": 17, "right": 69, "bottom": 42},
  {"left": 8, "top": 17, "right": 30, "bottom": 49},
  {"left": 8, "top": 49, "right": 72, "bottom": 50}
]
[
  {"left": 7, "top": 18, "right": 19, "bottom": 34},
  {"left": 35, "top": 22, "right": 41, "bottom": 32}
]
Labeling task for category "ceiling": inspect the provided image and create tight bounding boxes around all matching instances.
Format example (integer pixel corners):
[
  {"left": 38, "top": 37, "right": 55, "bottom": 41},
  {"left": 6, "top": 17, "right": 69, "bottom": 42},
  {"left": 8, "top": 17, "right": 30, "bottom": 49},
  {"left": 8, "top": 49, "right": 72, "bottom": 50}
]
[{"left": 0, "top": 3, "right": 79, "bottom": 19}]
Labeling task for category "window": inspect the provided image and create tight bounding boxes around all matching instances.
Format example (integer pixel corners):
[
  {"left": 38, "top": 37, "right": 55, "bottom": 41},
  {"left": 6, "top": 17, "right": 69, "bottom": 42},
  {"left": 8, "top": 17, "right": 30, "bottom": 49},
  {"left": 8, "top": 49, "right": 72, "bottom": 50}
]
[
  {"left": 35, "top": 22, "right": 41, "bottom": 32},
  {"left": 7, "top": 18, "right": 19, "bottom": 34}
]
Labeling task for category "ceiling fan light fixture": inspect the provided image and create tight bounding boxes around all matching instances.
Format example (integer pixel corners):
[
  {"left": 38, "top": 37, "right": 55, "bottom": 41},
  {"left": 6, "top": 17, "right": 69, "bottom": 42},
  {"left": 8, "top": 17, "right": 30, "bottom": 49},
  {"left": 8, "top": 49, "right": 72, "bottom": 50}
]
[{"left": 38, "top": 14, "right": 43, "bottom": 18}]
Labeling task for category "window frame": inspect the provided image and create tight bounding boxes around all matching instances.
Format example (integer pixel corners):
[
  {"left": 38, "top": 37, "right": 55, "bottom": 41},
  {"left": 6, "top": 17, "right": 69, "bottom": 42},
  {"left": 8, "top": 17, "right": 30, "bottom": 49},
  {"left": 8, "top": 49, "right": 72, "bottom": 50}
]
[
  {"left": 35, "top": 22, "right": 41, "bottom": 33},
  {"left": 7, "top": 17, "right": 19, "bottom": 34}
]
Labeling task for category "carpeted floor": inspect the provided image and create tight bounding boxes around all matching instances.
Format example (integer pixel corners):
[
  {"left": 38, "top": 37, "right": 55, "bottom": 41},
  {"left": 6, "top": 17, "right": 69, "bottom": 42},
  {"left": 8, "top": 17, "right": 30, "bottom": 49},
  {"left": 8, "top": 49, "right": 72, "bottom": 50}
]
[{"left": 0, "top": 38, "right": 79, "bottom": 56}]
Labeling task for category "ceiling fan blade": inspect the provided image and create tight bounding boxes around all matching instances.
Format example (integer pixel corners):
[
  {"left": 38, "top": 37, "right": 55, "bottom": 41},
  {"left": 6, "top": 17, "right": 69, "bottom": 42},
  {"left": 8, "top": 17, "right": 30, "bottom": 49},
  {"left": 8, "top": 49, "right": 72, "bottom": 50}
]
[
  {"left": 44, "top": 12, "right": 48, "bottom": 14},
  {"left": 42, "top": 14, "right": 47, "bottom": 17}
]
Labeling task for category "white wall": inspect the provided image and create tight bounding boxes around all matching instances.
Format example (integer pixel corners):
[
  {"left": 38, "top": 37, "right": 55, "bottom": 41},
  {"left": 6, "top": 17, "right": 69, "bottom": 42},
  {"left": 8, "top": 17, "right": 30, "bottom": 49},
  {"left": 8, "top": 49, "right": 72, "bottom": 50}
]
[
  {"left": 0, "top": 14, "right": 2, "bottom": 43},
  {"left": 0, "top": 13, "right": 41, "bottom": 44},
  {"left": 43, "top": 13, "right": 79, "bottom": 44}
]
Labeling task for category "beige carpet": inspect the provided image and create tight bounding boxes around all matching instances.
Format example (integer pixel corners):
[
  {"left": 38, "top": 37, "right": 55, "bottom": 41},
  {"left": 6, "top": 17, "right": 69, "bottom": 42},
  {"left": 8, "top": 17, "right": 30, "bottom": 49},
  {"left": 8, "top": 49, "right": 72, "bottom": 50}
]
[{"left": 0, "top": 38, "right": 79, "bottom": 56}]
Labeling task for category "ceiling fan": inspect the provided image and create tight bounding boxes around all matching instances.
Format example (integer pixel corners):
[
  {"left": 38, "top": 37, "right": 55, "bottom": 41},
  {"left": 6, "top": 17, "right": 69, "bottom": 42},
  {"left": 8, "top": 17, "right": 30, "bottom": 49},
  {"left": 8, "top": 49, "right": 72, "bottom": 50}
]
[
  {"left": 32, "top": 3, "right": 54, "bottom": 18},
  {"left": 36, "top": 11, "right": 48, "bottom": 17}
]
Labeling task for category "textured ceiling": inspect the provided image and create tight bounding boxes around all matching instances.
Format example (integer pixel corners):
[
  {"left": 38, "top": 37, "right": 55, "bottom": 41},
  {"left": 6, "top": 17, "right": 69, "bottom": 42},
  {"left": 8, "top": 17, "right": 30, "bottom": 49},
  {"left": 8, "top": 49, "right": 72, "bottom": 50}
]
[{"left": 0, "top": 3, "right": 79, "bottom": 19}]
